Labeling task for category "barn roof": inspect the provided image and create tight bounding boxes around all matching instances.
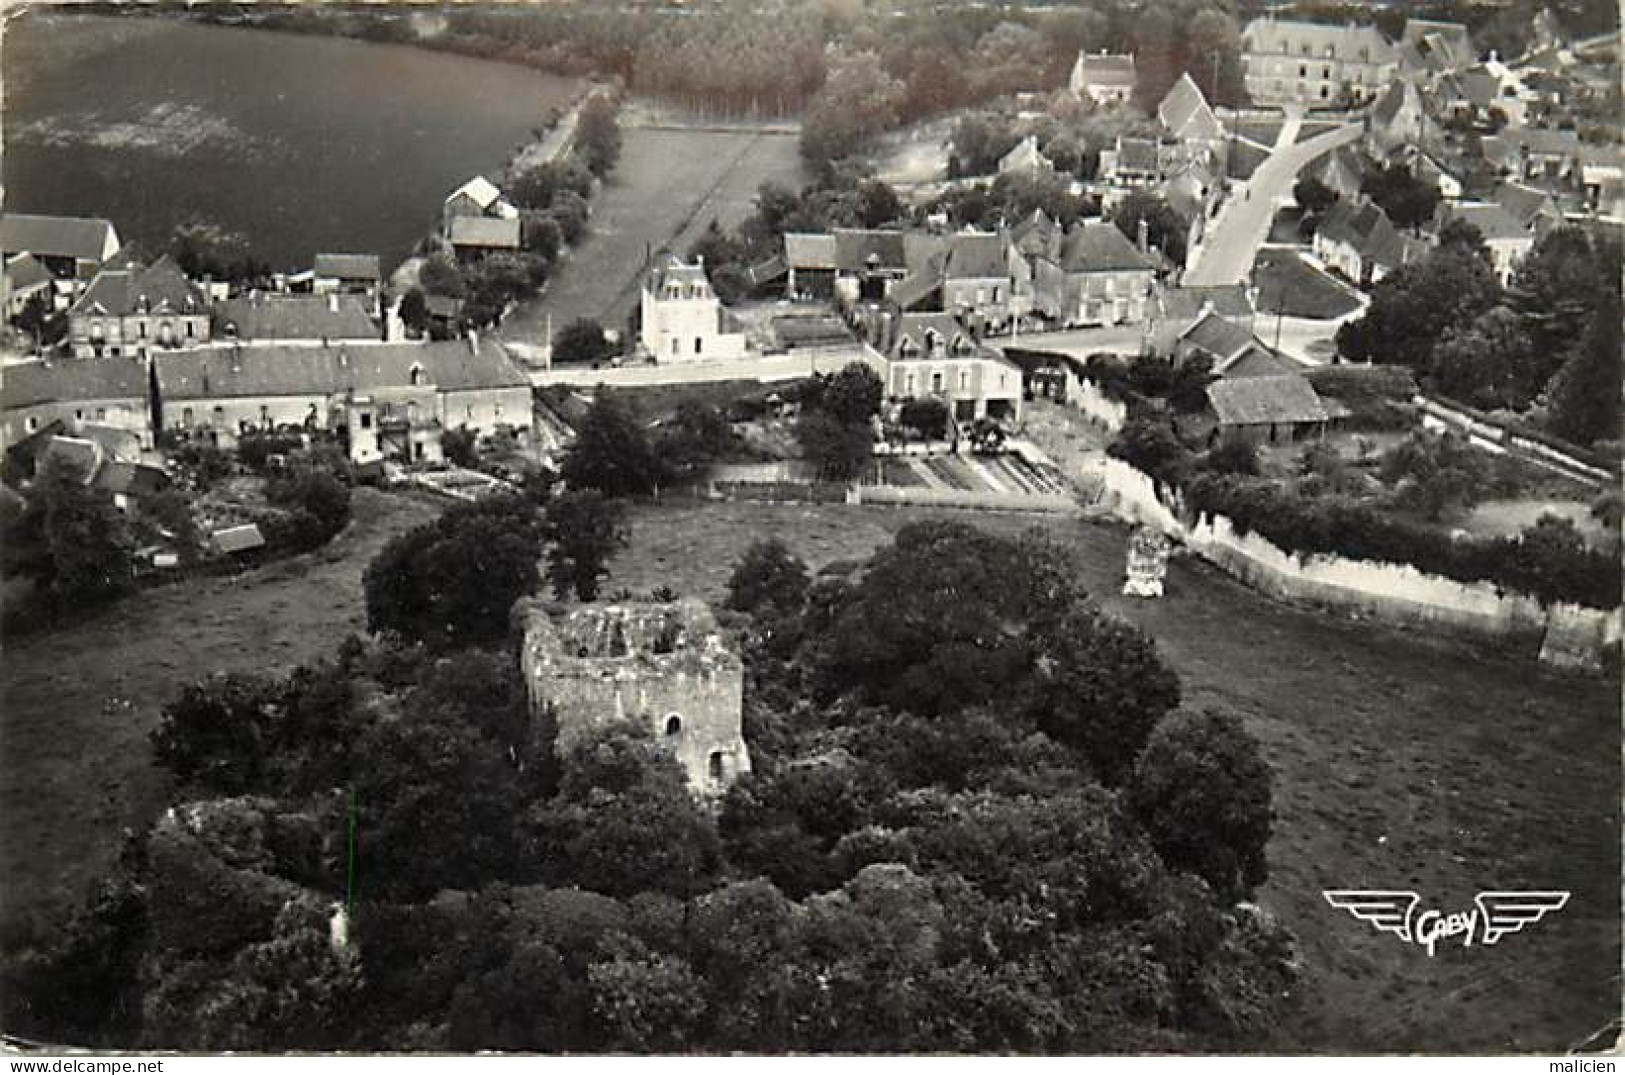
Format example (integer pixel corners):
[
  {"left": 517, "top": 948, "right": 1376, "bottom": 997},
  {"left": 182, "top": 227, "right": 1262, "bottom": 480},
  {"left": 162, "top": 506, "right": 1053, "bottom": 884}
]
[{"left": 1206, "top": 374, "right": 1329, "bottom": 426}]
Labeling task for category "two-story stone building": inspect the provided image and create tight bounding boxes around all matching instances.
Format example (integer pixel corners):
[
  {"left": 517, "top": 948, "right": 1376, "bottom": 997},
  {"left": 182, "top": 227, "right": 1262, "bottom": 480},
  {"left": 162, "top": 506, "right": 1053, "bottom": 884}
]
[
  {"left": 1242, "top": 17, "right": 1397, "bottom": 106},
  {"left": 67, "top": 256, "right": 211, "bottom": 359},
  {"left": 1032, "top": 222, "right": 1158, "bottom": 326},
  {"left": 638, "top": 252, "right": 748, "bottom": 363},
  {"left": 862, "top": 311, "right": 1023, "bottom": 424}
]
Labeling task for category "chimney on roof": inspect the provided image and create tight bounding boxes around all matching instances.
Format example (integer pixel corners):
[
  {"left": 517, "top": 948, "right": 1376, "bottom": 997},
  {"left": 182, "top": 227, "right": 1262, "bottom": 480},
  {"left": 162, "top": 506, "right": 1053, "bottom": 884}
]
[
  {"left": 1137, "top": 218, "right": 1149, "bottom": 253},
  {"left": 695, "top": 254, "right": 704, "bottom": 267},
  {"left": 468, "top": 328, "right": 479, "bottom": 355},
  {"left": 328, "top": 292, "right": 339, "bottom": 313}
]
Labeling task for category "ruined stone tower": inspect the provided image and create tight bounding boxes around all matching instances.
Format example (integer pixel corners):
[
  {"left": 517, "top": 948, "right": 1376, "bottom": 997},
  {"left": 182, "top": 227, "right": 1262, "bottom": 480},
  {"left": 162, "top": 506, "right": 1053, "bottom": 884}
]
[{"left": 518, "top": 598, "right": 750, "bottom": 797}]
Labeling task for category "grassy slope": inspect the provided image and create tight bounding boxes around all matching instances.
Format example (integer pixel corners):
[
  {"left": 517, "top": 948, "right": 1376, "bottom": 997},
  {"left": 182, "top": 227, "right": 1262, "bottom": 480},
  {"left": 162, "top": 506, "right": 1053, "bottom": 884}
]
[
  {"left": 0, "top": 489, "right": 439, "bottom": 944},
  {"left": 611, "top": 500, "right": 1620, "bottom": 1054}
]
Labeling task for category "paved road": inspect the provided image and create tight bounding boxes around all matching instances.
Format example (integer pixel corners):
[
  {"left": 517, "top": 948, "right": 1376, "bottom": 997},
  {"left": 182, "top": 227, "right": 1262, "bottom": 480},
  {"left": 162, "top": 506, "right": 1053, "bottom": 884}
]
[{"left": 1186, "top": 121, "right": 1363, "bottom": 286}]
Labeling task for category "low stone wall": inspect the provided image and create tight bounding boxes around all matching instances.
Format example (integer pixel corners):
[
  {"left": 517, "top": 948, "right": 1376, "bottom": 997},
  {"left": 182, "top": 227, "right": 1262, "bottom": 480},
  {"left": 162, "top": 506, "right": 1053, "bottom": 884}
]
[
  {"left": 1097, "top": 455, "right": 1621, "bottom": 666},
  {"left": 1066, "top": 373, "right": 1127, "bottom": 434},
  {"left": 857, "top": 484, "right": 1077, "bottom": 513}
]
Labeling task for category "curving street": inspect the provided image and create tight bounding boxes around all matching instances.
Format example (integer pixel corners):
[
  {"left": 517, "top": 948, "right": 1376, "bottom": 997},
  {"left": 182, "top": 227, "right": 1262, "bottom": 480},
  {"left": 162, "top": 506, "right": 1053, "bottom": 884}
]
[{"left": 1186, "top": 120, "right": 1364, "bottom": 286}]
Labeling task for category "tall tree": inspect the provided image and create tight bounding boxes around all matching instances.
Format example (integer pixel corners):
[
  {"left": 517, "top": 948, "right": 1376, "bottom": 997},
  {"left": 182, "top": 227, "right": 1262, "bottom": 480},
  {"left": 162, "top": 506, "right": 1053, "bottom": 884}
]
[
  {"left": 560, "top": 392, "right": 666, "bottom": 496},
  {"left": 543, "top": 489, "right": 628, "bottom": 602},
  {"left": 1545, "top": 286, "right": 1624, "bottom": 447}
]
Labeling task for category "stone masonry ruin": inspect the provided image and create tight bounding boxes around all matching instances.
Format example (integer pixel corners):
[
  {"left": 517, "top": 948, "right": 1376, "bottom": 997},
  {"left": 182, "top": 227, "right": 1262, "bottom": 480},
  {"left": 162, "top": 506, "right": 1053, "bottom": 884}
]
[{"left": 518, "top": 598, "right": 751, "bottom": 797}]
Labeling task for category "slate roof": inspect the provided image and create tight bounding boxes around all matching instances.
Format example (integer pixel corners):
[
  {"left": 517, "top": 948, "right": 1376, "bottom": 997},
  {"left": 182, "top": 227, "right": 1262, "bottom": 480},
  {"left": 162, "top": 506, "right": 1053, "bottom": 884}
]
[
  {"left": 447, "top": 216, "right": 521, "bottom": 250},
  {"left": 0, "top": 213, "right": 119, "bottom": 263},
  {"left": 1158, "top": 284, "right": 1254, "bottom": 322},
  {"left": 999, "top": 136, "right": 1052, "bottom": 175},
  {"left": 886, "top": 272, "right": 943, "bottom": 312},
  {"left": 156, "top": 339, "right": 530, "bottom": 401},
  {"left": 213, "top": 523, "right": 266, "bottom": 554},
  {"left": 446, "top": 176, "right": 506, "bottom": 211},
  {"left": 784, "top": 233, "right": 838, "bottom": 270},
  {"left": 1073, "top": 52, "right": 1137, "bottom": 90},
  {"left": 69, "top": 256, "right": 206, "bottom": 319},
  {"left": 1179, "top": 311, "right": 1258, "bottom": 362},
  {"left": 1401, "top": 19, "right": 1475, "bottom": 72},
  {"left": 944, "top": 232, "right": 1007, "bottom": 279},
  {"left": 94, "top": 460, "right": 169, "bottom": 497},
  {"left": 1206, "top": 374, "right": 1330, "bottom": 426},
  {"left": 1495, "top": 181, "right": 1562, "bottom": 226},
  {"left": 1318, "top": 201, "right": 1406, "bottom": 266},
  {"left": 1242, "top": 18, "right": 1395, "bottom": 64},
  {"left": 833, "top": 229, "right": 908, "bottom": 273},
  {"left": 5, "top": 253, "right": 51, "bottom": 293},
  {"left": 215, "top": 294, "right": 379, "bottom": 341},
  {"left": 744, "top": 255, "right": 787, "bottom": 287},
  {"left": 312, "top": 253, "right": 381, "bottom": 281},
  {"left": 647, "top": 252, "right": 710, "bottom": 294},
  {"left": 1049, "top": 222, "right": 1157, "bottom": 274},
  {"left": 1158, "top": 73, "right": 1224, "bottom": 144},
  {"left": 1440, "top": 201, "right": 1532, "bottom": 241},
  {"left": 903, "top": 233, "right": 952, "bottom": 277},
  {"left": 2, "top": 358, "right": 150, "bottom": 409},
  {"left": 1010, "top": 209, "right": 1062, "bottom": 259}
]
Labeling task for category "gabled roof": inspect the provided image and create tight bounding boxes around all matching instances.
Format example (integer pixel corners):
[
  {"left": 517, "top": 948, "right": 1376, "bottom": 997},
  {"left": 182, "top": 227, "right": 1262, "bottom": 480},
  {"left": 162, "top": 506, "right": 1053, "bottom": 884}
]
[
  {"left": 156, "top": 339, "right": 529, "bottom": 401},
  {"left": 944, "top": 232, "right": 1007, "bottom": 280},
  {"left": 5, "top": 253, "right": 51, "bottom": 293},
  {"left": 312, "top": 253, "right": 381, "bottom": 281},
  {"left": 447, "top": 215, "right": 521, "bottom": 250},
  {"left": 1, "top": 358, "right": 150, "bottom": 410},
  {"left": 1495, "top": 181, "right": 1562, "bottom": 226},
  {"left": 1482, "top": 126, "right": 1581, "bottom": 161},
  {"left": 1440, "top": 200, "right": 1532, "bottom": 241},
  {"left": 0, "top": 213, "right": 119, "bottom": 263},
  {"left": 1010, "top": 209, "right": 1061, "bottom": 259},
  {"left": 647, "top": 252, "right": 710, "bottom": 295},
  {"left": 215, "top": 293, "right": 380, "bottom": 342},
  {"left": 886, "top": 272, "right": 943, "bottom": 313},
  {"left": 1318, "top": 200, "right": 1405, "bottom": 265},
  {"left": 445, "top": 176, "right": 506, "bottom": 211},
  {"left": 94, "top": 460, "right": 168, "bottom": 497},
  {"left": 213, "top": 523, "right": 266, "bottom": 554},
  {"left": 1073, "top": 51, "right": 1137, "bottom": 89},
  {"left": 69, "top": 255, "right": 205, "bottom": 319},
  {"left": 1242, "top": 17, "right": 1395, "bottom": 65},
  {"left": 784, "top": 233, "right": 838, "bottom": 271},
  {"left": 1049, "top": 222, "right": 1157, "bottom": 274},
  {"left": 999, "top": 135, "right": 1053, "bottom": 176},
  {"left": 1206, "top": 374, "right": 1329, "bottom": 426},
  {"left": 886, "top": 312, "right": 981, "bottom": 361},
  {"left": 1159, "top": 284, "right": 1254, "bottom": 322},
  {"left": 833, "top": 229, "right": 908, "bottom": 274},
  {"left": 1158, "top": 73, "right": 1224, "bottom": 144},
  {"left": 903, "top": 233, "right": 952, "bottom": 278},
  {"left": 1402, "top": 19, "right": 1475, "bottom": 71},
  {"left": 1178, "top": 311, "right": 1258, "bottom": 362},
  {"left": 1372, "top": 77, "right": 1419, "bottom": 126}
]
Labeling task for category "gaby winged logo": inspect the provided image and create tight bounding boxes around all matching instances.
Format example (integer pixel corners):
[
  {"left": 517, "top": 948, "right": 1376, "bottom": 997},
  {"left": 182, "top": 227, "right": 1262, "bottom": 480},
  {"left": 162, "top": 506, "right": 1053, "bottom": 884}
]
[{"left": 1322, "top": 890, "right": 1570, "bottom": 957}]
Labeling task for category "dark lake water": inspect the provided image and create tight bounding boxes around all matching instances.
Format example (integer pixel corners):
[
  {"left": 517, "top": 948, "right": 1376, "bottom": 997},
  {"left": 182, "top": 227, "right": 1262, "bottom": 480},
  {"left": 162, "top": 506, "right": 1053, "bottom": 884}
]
[{"left": 3, "top": 14, "right": 581, "bottom": 271}]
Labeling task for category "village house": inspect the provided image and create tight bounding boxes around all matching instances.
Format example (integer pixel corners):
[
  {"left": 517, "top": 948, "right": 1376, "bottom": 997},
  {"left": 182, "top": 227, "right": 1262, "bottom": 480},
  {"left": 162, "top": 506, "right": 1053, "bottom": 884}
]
[
  {"left": 447, "top": 216, "right": 523, "bottom": 263},
  {"left": 1440, "top": 57, "right": 1540, "bottom": 127},
  {"left": 1007, "top": 209, "right": 1063, "bottom": 316},
  {"left": 638, "top": 252, "right": 748, "bottom": 363},
  {"left": 1479, "top": 126, "right": 1583, "bottom": 184},
  {"left": 1070, "top": 51, "right": 1137, "bottom": 106},
  {"left": 783, "top": 229, "right": 909, "bottom": 304},
  {"left": 153, "top": 336, "right": 531, "bottom": 465},
  {"left": 1312, "top": 199, "right": 1416, "bottom": 285},
  {"left": 214, "top": 292, "right": 381, "bottom": 346},
  {"left": 1241, "top": 17, "right": 1397, "bottom": 106},
  {"left": 1494, "top": 181, "right": 1567, "bottom": 236},
  {"left": 941, "top": 231, "right": 1015, "bottom": 329},
  {"left": 1173, "top": 310, "right": 1300, "bottom": 379},
  {"left": 863, "top": 311, "right": 1023, "bottom": 424},
  {"left": 5, "top": 254, "right": 53, "bottom": 319},
  {"left": 441, "top": 176, "right": 519, "bottom": 234},
  {"left": 997, "top": 135, "right": 1056, "bottom": 180},
  {"left": 1306, "top": 145, "right": 1367, "bottom": 203},
  {"left": 519, "top": 599, "right": 751, "bottom": 799},
  {"left": 1146, "top": 283, "right": 1255, "bottom": 355},
  {"left": 1032, "top": 221, "right": 1158, "bottom": 327},
  {"left": 1434, "top": 201, "right": 1535, "bottom": 284},
  {"left": 1366, "top": 77, "right": 1441, "bottom": 157},
  {"left": 1201, "top": 373, "right": 1341, "bottom": 446},
  {"left": 0, "top": 212, "right": 121, "bottom": 283},
  {"left": 1, "top": 357, "right": 152, "bottom": 448},
  {"left": 311, "top": 253, "right": 383, "bottom": 314},
  {"left": 1395, "top": 18, "right": 1476, "bottom": 86},
  {"left": 28, "top": 431, "right": 169, "bottom": 513},
  {"left": 67, "top": 255, "right": 211, "bottom": 359},
  {"left": 1157, "top": 74, "right": 1227, "bottom": 162}
]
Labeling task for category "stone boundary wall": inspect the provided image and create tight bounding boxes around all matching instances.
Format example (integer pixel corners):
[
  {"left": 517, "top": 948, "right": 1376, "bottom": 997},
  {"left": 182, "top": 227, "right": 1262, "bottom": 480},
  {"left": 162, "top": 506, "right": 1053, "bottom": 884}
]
[{"left": 1098, "top": 455, "right": 1621, "bottom": 667}]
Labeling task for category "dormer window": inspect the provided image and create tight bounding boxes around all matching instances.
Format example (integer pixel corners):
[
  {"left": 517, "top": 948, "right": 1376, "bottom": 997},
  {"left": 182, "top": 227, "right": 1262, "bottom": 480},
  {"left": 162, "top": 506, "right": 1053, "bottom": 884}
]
[{"left": 410, "top": 364, "right": 425, "bottom": 387}]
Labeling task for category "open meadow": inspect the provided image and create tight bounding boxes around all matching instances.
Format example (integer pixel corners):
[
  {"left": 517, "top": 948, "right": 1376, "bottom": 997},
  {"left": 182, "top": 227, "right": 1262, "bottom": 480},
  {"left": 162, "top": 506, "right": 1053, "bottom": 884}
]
[
  {"left": 0, "top": 489, "right": 438, "bottom": 948},
  {"left": 500, "top": 121, "right": 805, "bottom": 347}
]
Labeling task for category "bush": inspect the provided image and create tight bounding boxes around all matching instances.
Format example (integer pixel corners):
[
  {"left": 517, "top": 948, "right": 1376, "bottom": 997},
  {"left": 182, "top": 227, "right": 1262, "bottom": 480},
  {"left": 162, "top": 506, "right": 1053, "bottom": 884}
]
[
  {"left": 897, "top": 399, "right": 950, "bottom": 441},
  {"left": 266, "top": 469, "right": 351, "bottom": 550},
  {"left": 1201, "top": 435, "right": 1260, "bottom": 477},
  {"left": 553, "top": 318, "right": 613, "bottom": 366}
]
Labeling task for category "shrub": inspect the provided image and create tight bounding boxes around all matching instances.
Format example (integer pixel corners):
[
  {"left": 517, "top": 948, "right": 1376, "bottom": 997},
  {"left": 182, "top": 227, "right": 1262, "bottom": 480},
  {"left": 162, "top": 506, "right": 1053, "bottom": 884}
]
[{"left": 897, "top": 398, "right": 950, "bottom": 441}]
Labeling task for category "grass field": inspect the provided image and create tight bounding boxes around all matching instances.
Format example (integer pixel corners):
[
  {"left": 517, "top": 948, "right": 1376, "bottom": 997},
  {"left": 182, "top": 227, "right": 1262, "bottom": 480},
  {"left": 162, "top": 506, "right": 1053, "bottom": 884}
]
[
  {"left": 1253, "top": 247, "right": 1365, "bottom": 319},
  {"left": 500, "top": 123, "right": 805, "bottom": 346},
  {"left": 0, "top": 489, "right": 439, "bottom": 946},
  {"left": 611, "top": 499, "right": 1620, "bottom": 1054}
]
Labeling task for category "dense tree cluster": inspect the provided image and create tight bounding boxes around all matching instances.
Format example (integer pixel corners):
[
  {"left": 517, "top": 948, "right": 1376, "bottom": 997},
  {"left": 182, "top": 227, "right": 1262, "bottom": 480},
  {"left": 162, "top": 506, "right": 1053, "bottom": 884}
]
[
  {"left": 9, "top": 519, "right": 1292, "bottom": 1052},
  {"left": 1338, "top": 225, "right": 1623, "bottom": 449},
  {"left": 559, "top": 390, "right": 750, "bottom": 498},
  {"left": 793, "top": 364, "right": 882, "bottom": 482}
]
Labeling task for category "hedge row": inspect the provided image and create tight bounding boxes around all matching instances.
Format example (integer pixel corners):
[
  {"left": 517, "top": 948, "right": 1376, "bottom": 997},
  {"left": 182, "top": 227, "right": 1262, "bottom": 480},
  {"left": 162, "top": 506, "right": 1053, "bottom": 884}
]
[{"left": 1178, "top": 471, "right": 1619, "bottom": 609}]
